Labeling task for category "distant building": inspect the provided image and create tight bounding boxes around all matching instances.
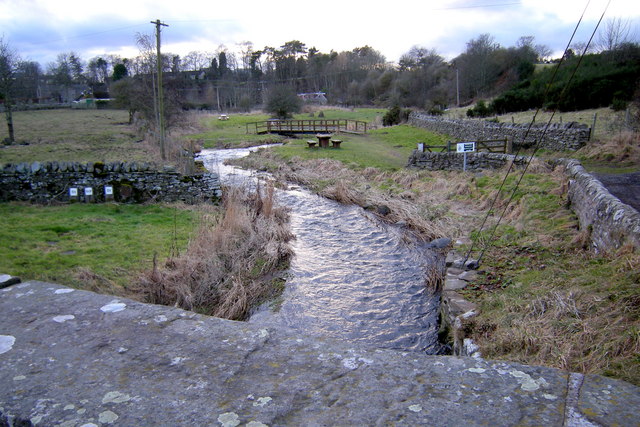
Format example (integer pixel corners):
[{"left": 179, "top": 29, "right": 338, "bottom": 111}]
[{"left": 297, "top": 92, "right": 327, "bottom": 104}]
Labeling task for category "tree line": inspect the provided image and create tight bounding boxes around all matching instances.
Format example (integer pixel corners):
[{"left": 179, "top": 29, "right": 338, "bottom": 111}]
[{"left": 2, "top": 18, "right": 639, "bottom": 143}]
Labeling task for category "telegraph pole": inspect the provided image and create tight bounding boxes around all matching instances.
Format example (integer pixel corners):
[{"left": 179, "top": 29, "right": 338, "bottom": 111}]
[
  {"left": 456, "top": 68, "right": 460, "bottom": 107},
  {"left": 151, "top": 19, "right": 169, "bottom": 160}
]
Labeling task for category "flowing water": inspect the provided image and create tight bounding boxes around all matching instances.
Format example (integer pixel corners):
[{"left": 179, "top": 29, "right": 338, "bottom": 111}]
[{"left": 198, "top": 146, "right": 442, "bottom": 354}]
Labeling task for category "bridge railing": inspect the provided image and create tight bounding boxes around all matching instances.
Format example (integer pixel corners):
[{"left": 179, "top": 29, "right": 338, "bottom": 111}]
[{"left": 246, "top": 119, "right": 367, "bottom": 135}]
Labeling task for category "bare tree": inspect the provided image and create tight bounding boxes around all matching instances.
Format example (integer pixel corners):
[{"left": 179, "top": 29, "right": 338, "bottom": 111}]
[
  {"left": 516, "top": 36, "right": 551, "bottom": 61},
  {"left": 596, "top": 18, "right": 634, "bottom": 52},
  {"left": 597, "top": 17, "right": 633, "bottom": 52},
  {"left": 183, "top": 51, "right": 210, "bottom": 72},
  {"left": 0, "top": 36, "right": 19, "bottom": 143},
  {"left": 47, "top": 52, "right": 85, "bottom": 103}
]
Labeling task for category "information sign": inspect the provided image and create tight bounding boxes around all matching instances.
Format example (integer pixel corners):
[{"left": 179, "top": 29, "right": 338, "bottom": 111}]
[{"left": 456, "top": 142, "right": 476, "bottom": 153}]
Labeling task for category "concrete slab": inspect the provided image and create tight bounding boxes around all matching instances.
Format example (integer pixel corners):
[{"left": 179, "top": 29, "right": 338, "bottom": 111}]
[{"left": 1, "top": 280, "right": 638, "bottom": 426}]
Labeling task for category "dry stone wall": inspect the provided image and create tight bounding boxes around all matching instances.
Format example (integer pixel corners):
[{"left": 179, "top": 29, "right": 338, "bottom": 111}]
[
  {"left": 407, "top": 151, "right": 528, "bottom": 171},
  {"left": 0, "top": 161, "right": 221, "bottom": 204},
  {"left": 558, "top": 159, "right": 640, "bottom": 251},
  {"left": 409, "top": 112, "right": 590, "bottom": 151}
]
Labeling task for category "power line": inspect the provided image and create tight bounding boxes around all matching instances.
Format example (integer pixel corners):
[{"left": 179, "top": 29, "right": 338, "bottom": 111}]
[
  {"left": 26, "top": 23, "right": 148, "bottom": 46},
  {"left": 463, "top": 0, "right": 612, "bottom": 266}
]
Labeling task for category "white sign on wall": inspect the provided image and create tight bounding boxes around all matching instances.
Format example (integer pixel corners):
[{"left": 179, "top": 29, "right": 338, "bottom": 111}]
[
  {"left": 456, "top": 142, "right": 476, "bottom": 153},
  {"left": 104, "top": 186, "right": 113, "bottom": 195},
  {"left": 84, "top": 187, "right": 93, "bottom": 196},
  {"left": 69, "top": 188, "right": 78, "bottom": 197}
]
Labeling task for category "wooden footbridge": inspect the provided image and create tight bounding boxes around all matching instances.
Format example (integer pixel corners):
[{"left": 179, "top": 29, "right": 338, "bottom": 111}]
[{"left": 246, "top": 119, "right": 367, "bottom": 135}]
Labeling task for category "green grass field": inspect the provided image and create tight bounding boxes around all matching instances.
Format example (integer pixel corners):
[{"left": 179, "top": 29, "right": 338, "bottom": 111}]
[
  {"left": 274, "top": 125, "right": 448, "bottom": 170},
  {"left": 186, "top": 107, "right": 387, "bottom": 149},
  {"left": 0, "top": 109, "right": 156, "bottom": 164},
  {"left": 0, "top": 203, "right": 198, "bottom": 290}
]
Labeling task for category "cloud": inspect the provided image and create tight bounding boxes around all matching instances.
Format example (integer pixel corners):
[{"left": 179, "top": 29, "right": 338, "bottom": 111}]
[{"left": 1, "top": 0, "right": 639, "bottom": 66}]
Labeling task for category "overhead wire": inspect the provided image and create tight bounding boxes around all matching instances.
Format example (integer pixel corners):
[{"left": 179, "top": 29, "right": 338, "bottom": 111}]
[{"left": 463, "top": 0, "right": 611, "bottom": 266}]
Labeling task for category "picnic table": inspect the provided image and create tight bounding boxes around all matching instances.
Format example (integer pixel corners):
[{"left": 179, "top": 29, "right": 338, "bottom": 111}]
[{"left": 316, "top": 134, "right": 331, "bottom": 148}]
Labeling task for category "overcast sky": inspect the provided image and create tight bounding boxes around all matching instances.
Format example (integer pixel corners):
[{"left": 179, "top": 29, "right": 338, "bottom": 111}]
[{"left": 1, "top": 0, "right": 638, "bottom": 67}]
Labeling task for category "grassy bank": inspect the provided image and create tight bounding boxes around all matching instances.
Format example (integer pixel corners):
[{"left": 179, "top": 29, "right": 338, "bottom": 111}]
[
  {"left": 185, "top": 112, "right": 284, "bottom": 148},
  {"left": 0, "top": 203, "right": 198, "bottom": 293},
  {"left": 272, "top": 125, "right": 448, "bottom": 170},
  {"left": 138, "top": 184, "right": 294, "bottom": 320}
]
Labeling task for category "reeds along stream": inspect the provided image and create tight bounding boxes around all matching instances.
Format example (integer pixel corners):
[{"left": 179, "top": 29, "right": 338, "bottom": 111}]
[{"left": 198, "top": 146, "right": 443, "bottom": 354}]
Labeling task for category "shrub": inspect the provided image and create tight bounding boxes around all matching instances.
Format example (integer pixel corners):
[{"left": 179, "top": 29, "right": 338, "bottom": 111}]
[
  {"left": 467, "top": 100, "right": 492, "bottom": 118},
  {"left": 265, "top": 85, "right": 302, "bottom": 119},
  {"left": 383, "top": 105, "right": 412, "bottom": 126}
]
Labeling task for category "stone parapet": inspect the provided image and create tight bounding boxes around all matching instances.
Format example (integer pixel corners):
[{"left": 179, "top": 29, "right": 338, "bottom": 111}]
[
  {"left": 558, "top": 158, "right": 640, "bottom": 251},
  {"left": 1, "top": 279, "right": 638, "bottom": 426}
]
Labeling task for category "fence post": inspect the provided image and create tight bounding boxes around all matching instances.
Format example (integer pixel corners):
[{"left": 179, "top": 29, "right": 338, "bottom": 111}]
[
  {"left": 447, "top": 141, "right": 451, "bottom": 152},
  {"left": 625, "top": 107, "right": 630, "bottom": 131},
  {"left": 590, "top": 113, "right": 597, "bottom": 140}
]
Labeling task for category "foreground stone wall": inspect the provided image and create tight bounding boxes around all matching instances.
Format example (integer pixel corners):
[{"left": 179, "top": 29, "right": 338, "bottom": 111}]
[
  {"left": 407, "top": 151, "right": 528, "bottom": 171},
  {"left": 0, "top": 161, "right": 221, "bottom": 204},
  {"left": 559, "top": 159, "right": 640, "bottom": 251},
  {"left": 409, "top": 112, "right": 590, "bottom": 151},
  {"left": 1, "top": 279, "right": 638, "bottom": 426}
]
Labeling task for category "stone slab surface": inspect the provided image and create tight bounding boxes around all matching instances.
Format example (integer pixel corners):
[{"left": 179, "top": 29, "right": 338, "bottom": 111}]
[
  {"left": 444, "top": 278, "right": 469, "bottom": 291},
  {"left": 1, "top": 281, "right": 638, "bottom": 426}
]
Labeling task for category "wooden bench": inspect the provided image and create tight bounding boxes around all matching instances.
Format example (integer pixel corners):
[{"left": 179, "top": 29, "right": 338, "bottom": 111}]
[
  {"left": 307, "top": 140, "right": 318, "bottom": 148},
  {"left": 330, "top": 139, "right": 342, "bottom": 148}
]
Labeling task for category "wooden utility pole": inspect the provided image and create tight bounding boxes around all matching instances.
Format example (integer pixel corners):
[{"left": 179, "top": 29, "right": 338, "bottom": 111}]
[
  {"left": 456, "top": 68, "right": 460, "bottom": 107},
  {"left": 151, "top": 19, "right": 169, "bottom": 160}
]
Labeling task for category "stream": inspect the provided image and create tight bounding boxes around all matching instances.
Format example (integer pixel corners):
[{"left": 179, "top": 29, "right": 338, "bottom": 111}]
[{"left": 198, "top": 146, "right": 442, "bottom": 354}]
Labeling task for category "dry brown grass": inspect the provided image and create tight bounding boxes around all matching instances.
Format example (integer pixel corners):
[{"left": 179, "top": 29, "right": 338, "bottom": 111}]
[
  {"left": 470, "top": 251, "right": 640, "bottom": 384},
  {"left": 74, "top": 267, "right": 127, "bottom": 296},
  {"left": 579, "top": 131, "right": 640, "bottom": 165},
  {"left": 136, "top": 182, "right": 294, "bottom": 320},
  {"left": 233, "top": 150, "right": 487, "bottom": 242}
]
